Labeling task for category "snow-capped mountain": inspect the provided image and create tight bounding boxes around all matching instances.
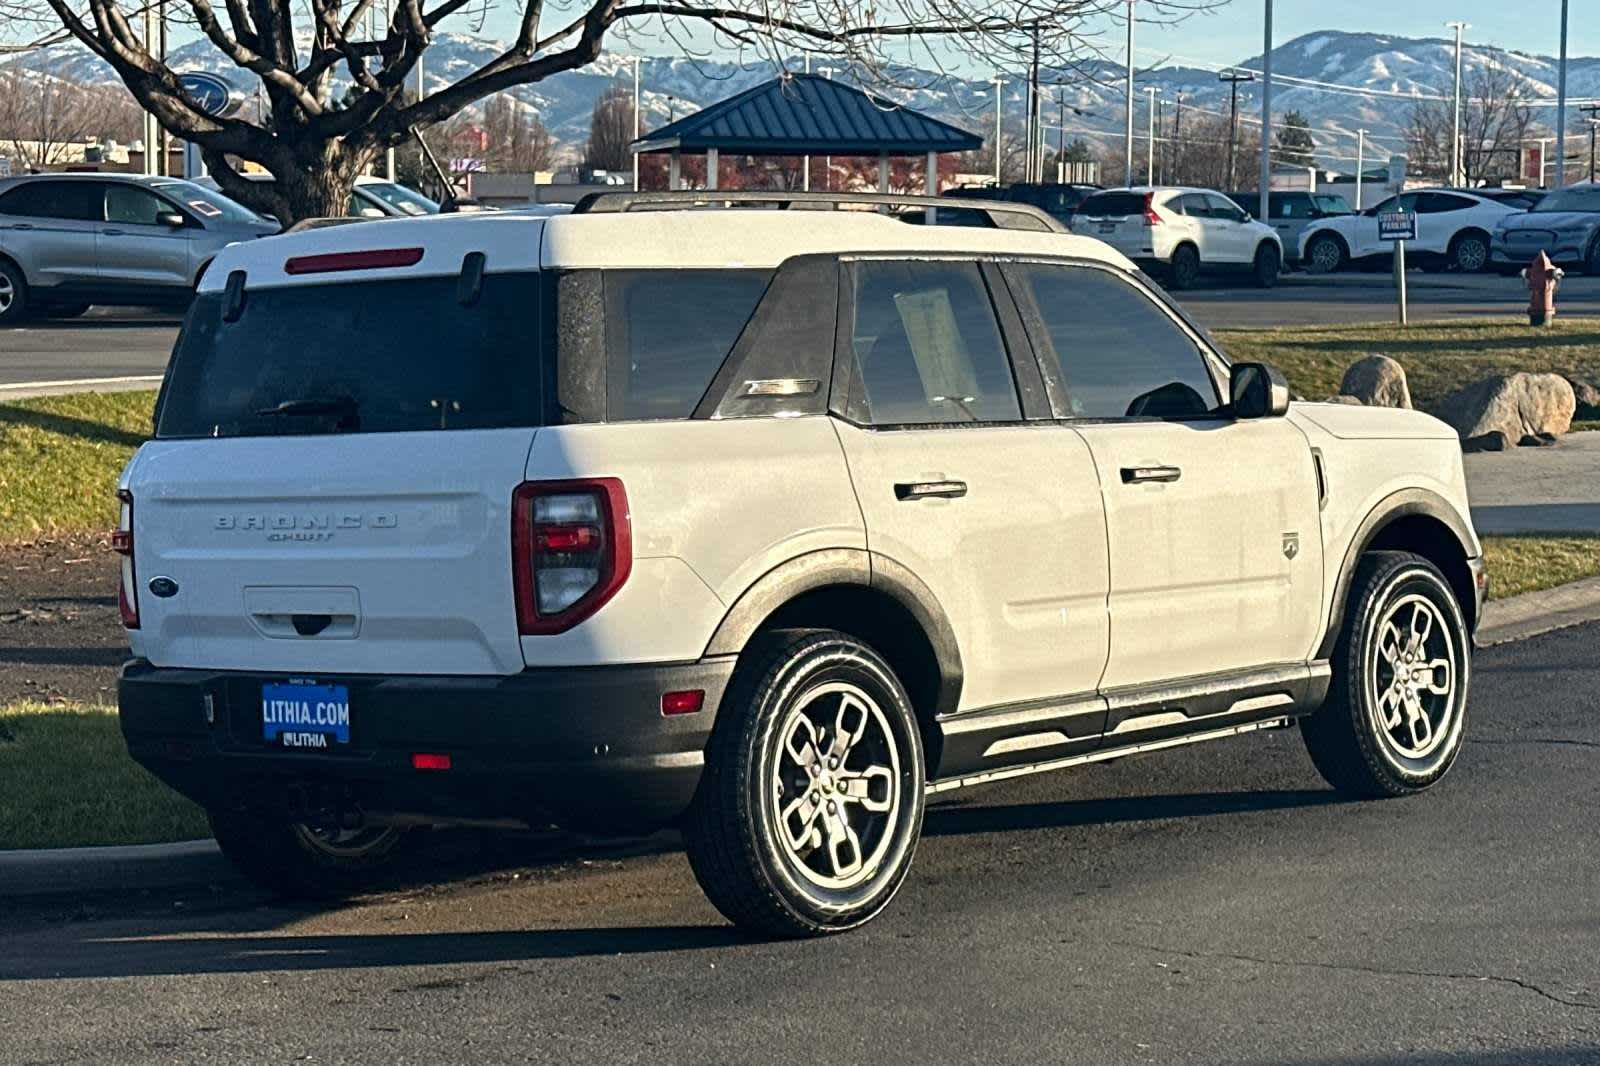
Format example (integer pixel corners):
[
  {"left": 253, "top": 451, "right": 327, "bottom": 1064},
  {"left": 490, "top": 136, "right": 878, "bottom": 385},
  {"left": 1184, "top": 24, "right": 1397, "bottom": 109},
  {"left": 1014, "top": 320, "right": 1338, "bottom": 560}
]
[{"left": 5, "top": 29, "right": 1599, "bottom": 167}]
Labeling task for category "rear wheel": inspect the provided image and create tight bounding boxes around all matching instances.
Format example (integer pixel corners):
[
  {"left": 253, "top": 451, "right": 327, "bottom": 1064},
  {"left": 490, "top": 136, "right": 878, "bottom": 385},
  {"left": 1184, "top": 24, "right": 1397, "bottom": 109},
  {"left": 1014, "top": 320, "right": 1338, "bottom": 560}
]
[
  {"left": 1301, "top": 551, "right": 1470, "bottom": 798},
  {"left": 1252, "top": 243, "right": 1281, "bottom": 288},
  {"left": 209, "top": 808, "right": 413, "bottom": 899},
  {"left": 1451, "top": 232, "right": 1490, "bottom": 273},
  {"left": 0, "top": 260, "right": 27, "bottom": 325},
  {"left": 1167, "top": 244, "right": 1201, "bottom": 290},
  {"left": 1305, "top": 233, "right": 1346, "bottom": 274},
  {"left": 683, "top": 629, "right": 925, "bottom": 938}
]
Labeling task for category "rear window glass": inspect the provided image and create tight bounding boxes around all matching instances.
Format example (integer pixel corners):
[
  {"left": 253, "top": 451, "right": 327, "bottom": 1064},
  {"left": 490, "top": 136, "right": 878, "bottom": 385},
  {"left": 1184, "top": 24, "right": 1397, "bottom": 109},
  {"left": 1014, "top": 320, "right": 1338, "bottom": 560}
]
[
  {"left": 603, "top": 270, "right": 771, "bottom": 420},
  {"left": 1076, "top": 191, "right": 1148, "bottom": 217},
  {"left": 157, "top": 272, "right": 543, "bottom": 438}
]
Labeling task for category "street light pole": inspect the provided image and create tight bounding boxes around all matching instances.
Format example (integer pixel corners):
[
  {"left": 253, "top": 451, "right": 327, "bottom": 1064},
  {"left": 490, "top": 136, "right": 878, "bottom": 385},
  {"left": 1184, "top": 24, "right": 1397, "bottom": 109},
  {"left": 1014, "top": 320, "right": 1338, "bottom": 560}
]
[
  {"left": 1219, "top": 69, "right": 1254, "bottom": 192},
  {"left": 1144, "top": 86, "right": 1158, "bottom": 186},
  {"left": 1258, "top": 0, "right": 1273, "bottom": 224},
  {"left": 991, "top": 74, "right": 1005, "bottom": 185},
  {"left": 1355, "top": 128, "right": 1367, "bottom": 210},
  {"left": 632, "top": 55, "right": 642, "bottom": 192},
  {"left": 1582, "top": 104, "right": 1600, "bottom": 183},
  {"left": 1446, "top": 21, "right": 1468, "bottom": 186},
  {"left": 1555, "top": 0, "right": 1569, "bottom": 188},
  {"left": 1125, "top": 0, "right": 1135, "bottom": 187}
]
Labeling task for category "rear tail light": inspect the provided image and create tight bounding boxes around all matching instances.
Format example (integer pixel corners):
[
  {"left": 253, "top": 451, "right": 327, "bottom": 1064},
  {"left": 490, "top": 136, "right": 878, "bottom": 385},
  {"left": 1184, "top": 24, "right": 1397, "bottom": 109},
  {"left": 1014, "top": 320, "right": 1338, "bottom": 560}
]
[
  {"left": 114, "top": 488, "right": 138, "bottom": 629},
  {"left": 512, "top": 479, "right": 630, "bottom": 635},
  {"left": 1143, "top": 193, "right": 1163, "bottom": 227}
]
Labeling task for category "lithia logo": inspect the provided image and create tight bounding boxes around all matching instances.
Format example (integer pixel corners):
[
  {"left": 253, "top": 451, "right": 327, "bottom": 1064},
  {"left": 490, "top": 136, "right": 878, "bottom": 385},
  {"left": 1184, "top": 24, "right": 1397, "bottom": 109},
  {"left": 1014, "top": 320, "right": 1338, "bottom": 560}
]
[{"left": 214, "top": 511, "right": 398, "bottom": 543}]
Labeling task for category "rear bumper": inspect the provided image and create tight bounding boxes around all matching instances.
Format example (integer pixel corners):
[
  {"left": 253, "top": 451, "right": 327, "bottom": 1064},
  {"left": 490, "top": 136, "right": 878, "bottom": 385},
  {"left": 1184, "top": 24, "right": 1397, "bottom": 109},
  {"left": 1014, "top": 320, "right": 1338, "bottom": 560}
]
[{"left": 118, "top": 657, "right": 737, "bottom": 834}]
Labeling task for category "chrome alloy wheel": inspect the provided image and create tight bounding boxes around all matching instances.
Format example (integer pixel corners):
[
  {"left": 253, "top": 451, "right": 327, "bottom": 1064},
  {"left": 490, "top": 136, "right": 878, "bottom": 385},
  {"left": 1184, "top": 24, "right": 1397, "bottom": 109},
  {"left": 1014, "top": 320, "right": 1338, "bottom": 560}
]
[
  {"left": 1309, "top": 236, "right": 1343, "bottom": 273},
  {"left": 0, "top": 273, "right": 14, "bottom": 315},
  {"left": 1368, "top": 594, "right": 1459, "bottom": 763},
  {"left": 770, "top": 681, "right": 902, "bottom": 891}
]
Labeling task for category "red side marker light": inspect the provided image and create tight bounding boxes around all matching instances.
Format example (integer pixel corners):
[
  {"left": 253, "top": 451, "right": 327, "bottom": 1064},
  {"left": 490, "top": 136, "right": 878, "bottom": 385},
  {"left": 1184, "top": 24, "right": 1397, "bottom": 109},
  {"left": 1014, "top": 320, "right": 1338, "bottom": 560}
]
[
  {"left": 411, "top": 752, "right": 452, "bottom": 771},
  {"left": 661, "top": 690, "right": 705, "bottom": 716},
  {"left": 284, "top": 247, "right": 424, "bottom": 275}
]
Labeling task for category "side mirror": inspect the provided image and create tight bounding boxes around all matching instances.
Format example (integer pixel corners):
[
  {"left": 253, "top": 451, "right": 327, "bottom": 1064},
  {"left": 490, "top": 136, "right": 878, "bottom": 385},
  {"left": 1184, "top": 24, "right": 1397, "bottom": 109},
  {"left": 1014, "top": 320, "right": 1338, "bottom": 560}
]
[
  {"left": 1230, "top": 362, "right": 1290, "bottom": 419},
  {"left": 156, "top": 211, "right": 187, "bottom": 228}
]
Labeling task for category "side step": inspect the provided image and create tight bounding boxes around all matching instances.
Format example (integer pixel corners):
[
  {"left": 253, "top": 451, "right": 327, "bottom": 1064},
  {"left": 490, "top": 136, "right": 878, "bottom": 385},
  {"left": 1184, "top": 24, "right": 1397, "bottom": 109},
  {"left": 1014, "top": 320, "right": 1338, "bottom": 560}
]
[{"left": 926, "top": 716, "right": 1293, "bottom": 795}]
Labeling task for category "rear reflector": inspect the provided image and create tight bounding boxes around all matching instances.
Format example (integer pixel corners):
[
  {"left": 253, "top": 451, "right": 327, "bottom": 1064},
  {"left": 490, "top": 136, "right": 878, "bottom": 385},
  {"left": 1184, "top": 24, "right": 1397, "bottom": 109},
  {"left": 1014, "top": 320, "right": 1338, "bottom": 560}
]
[
  {"left": 411, "top": 753, "right": 452, "bottom": 771},
  {"left": 284, "top": 247, "right": 424, "bottom": 275},
  {"left": 661, "top": 690, "right": 705, "bottom": 716}
]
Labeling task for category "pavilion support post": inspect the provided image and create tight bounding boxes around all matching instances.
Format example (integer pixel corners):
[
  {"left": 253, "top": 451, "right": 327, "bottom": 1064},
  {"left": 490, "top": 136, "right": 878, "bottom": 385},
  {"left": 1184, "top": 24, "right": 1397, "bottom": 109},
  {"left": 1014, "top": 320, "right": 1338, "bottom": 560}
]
[
  {"left": 669, "top": 150, "right": 681, "bottom": 190},
  {"left": 706, "top": 147, "right": 719, "bottom": 190},
  {"left": 925, "top": 149, "right": 939, "bottom": 224},
  {"left": 878, "top": 152, "right": 890, "bottom": 194}
]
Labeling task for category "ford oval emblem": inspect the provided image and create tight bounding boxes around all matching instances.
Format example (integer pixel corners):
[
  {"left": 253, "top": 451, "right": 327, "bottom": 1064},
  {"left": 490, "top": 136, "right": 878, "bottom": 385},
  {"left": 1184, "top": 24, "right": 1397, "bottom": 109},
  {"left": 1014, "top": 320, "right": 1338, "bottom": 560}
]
[{"left": 148, "top": 576, "right": 180, "bottom": 598}]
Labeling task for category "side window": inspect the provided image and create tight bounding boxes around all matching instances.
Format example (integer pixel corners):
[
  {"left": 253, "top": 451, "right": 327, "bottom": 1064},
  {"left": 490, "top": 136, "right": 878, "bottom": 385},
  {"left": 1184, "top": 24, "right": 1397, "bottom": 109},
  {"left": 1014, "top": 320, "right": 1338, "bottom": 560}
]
[
  {"left": 0, "top": 181, "right": 101, "bottom": 221},
  {"left": 1419, "top": 192, "right": 1474, "bottom": 214},
  {"left": 1007, "top": 263, "right": 1220, "bottom": 420},
  {"left": 846, "top": 260, "right": 1020, "bottom": 426},
  {"left": 1173, "top": 194, "right": 1206, "bottom": 218},
  {"left": 1207, "top": 193, "right": 1246, "bottom": 221},
  {"left": 604, "top": 269, "right": 772, "bottom": 421},
  {"left": 105, "top": 184, "right": 172, "bottom": 226}
]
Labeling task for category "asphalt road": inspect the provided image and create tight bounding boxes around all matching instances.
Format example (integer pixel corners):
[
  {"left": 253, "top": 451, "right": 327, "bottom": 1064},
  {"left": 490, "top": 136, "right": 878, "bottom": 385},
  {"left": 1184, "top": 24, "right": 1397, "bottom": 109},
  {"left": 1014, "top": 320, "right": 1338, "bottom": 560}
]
[
  {"left": 5, "top": 273, "right": 1600, "bottom": 393},
  {"left": 3, "top": 623, "right": 1596, "bottom": 1065}
]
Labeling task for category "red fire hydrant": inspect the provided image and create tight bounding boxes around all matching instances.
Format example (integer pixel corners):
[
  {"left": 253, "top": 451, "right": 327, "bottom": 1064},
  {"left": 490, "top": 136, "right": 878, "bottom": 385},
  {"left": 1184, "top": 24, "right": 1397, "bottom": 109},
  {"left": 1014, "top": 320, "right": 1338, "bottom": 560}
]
[{"left": 1525, "top": 250, "right": 1563, "bottom": 327}]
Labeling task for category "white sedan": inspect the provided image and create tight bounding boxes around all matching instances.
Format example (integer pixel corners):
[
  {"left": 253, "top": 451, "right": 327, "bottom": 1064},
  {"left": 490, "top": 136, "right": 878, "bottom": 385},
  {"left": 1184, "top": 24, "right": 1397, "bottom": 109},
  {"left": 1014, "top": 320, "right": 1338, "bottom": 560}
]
[{"left": 1299, "top": 189, "right": 1520, "bottom": 274}]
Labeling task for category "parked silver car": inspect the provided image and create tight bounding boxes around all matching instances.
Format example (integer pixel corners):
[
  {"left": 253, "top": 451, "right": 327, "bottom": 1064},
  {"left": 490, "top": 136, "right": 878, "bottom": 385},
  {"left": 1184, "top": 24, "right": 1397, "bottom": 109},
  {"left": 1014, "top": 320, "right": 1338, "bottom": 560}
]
[
  {"left": 194, "top": 173, "right": 441, "bottom": 219},
  {"left": 0, "top": 173, "right": 277, "bottom": 324},
  {"left": 1491, "top": 182, "right": 1600, "bottom": 275}
]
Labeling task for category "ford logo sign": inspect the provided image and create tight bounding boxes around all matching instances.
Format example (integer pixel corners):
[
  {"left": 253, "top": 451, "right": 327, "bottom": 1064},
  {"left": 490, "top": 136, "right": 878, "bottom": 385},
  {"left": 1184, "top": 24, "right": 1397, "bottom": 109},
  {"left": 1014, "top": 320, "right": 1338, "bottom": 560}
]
[
  {"left": 148, "top": 576, "right": 180, "bottom": 599},
  {"left": 176, "top": 72, "right": 237, "bottom": 118}
]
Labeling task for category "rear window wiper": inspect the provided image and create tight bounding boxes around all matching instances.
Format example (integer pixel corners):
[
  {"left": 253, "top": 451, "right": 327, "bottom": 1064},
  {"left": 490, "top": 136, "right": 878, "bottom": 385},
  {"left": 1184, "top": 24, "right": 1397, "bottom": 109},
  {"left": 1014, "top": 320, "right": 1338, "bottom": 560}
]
[{"left": 254, "top": 396, "right": 361, "bottom": 430}]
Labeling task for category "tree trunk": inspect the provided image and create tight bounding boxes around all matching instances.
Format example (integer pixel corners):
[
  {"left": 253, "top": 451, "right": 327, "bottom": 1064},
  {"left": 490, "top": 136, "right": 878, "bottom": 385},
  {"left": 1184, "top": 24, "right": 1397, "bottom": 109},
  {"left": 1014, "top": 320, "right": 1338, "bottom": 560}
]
[{"left": 208, "top": 140, "right": 376, "bottom": 227}]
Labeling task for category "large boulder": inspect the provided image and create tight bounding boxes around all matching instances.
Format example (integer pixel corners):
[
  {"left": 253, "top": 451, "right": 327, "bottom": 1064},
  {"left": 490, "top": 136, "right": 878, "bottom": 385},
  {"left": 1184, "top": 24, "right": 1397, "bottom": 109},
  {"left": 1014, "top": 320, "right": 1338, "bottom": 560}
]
[
  {"left": 1568, "top": 376, "right": 1600, "bottom": 418},
  {"left": 1432, "top": 372, "right": 1577, "bottom": 442},
  {"left": 1339, "top": 355, "right": 1412, "bottom": 409}
]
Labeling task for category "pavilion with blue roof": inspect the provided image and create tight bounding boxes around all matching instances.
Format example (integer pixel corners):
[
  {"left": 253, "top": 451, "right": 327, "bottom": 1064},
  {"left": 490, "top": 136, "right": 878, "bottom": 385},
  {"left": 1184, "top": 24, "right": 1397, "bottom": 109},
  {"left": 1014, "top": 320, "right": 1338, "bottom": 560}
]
[{"left": 630, "top": 72, "right": 983, "bottom": 193}]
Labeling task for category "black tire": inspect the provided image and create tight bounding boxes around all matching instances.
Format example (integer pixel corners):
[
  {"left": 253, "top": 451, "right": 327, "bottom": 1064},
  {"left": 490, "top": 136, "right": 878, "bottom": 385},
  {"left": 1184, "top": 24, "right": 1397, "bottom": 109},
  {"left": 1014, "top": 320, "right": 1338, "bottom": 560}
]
[
  {"left": 1252, "top": 242, "right": 1281, "bottom": 288},
  {"left": 1167, "top": 244, "right": 1201, "bottom": 290},
  {"left": 1585, "top": 238, "right": 1600, "bottom": 276},
  {"left": 0, "top": 259, "right": 28, "bottom": 326},
  {"left": 683, "top": 628, "right": 925, "bottom": 938},
  {"left": 1304, "top": 233, "right": 1346, "bottom": 275},
  {"left": 209, "top": 808, "right": 413, "bottom": 899},
  {"left": 1450, "top": 232, "right": 1490, "bottom": 274},
  {"left": 1301, "top": 551, "right": 1470, "bottom": 798}
]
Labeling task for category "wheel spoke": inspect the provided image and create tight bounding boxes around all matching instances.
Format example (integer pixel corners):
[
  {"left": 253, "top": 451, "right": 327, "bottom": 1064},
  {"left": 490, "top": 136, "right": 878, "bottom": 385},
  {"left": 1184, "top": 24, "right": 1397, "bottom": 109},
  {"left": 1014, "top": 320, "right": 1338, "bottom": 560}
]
[
  {"left": 1377, "top": 685, "right": 1406, "bottom": 730},
  {"left": 1379, "top": 622, "right": 1404, "bottom": 664},
  {"left": 781, "top": 713, "right": 821, "bottom": 770},
  {"left": 829, "top": 692, "right": 871, "bottom": 760},
  {"left": 837, "top": 764, "right": 896, "bottom": 814},
  {"left": 1409, "top": 602, "right": 1435, "bottom": 648},
  {"left": 1420, "top": 658, "right": 1453, "bottom": 697},
  {"left": 821, "top": 805, "right": 864, "bottom": 880},
  {"left": 1403, "top": 691, "right": 1434, "bottom": 751},
  {"left": 779, "top": 791, "right": 825, "bottom": 853}
]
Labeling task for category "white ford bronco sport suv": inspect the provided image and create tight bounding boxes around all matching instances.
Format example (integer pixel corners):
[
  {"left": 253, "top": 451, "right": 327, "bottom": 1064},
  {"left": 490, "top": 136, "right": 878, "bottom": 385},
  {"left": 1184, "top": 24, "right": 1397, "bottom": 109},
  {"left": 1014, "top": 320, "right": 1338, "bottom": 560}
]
[{"left": 118, "top": 191, "right": 1484, "bottom": 938}]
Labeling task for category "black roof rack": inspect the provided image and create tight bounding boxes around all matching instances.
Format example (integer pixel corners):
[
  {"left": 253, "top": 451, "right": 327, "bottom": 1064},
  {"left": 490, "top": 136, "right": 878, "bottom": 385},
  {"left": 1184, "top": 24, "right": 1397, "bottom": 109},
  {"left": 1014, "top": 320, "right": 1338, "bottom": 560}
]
[{"left": 569, "top": 190, "right": 1064, "bottom": 233}]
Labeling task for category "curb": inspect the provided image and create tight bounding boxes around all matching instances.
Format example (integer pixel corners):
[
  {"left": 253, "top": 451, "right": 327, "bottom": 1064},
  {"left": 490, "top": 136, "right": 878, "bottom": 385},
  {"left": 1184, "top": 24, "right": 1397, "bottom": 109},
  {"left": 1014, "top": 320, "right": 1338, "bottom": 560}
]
[
  {"left": 3, "top": 579, "right": 1598, "bottom": 898},
  {"left": 0, "top": 839, "right": 236, "bottom": 898},
  {"left": 0, "top": 375, "right": 163, "bottom": 401}
]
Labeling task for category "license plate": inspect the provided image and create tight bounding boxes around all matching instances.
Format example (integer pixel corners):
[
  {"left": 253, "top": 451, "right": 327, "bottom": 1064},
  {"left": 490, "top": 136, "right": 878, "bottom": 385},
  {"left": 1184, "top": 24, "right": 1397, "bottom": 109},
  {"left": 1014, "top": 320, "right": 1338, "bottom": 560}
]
[
  {"left": 1099, "top": 223, "right": 1117, "bottom": 234},
  {"left": 262, "top": 681, "right": 350, "bottom": 750}
]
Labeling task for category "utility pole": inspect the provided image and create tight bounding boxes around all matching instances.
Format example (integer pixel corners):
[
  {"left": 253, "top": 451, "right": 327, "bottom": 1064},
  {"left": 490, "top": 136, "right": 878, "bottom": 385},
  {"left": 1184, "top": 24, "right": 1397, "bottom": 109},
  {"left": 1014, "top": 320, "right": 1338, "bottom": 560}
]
[
  {"left": 1124, "top": 0, "right": 1135, "bottom": 187},
  {"left": 1058, "top": 89, "right": 1066, "bottom": 183},
  {"left": 1555, "top": 0, "right": 1569, "bottom": 188},
  {"left": 1028, "top": 24, "right": 1041, "bottom": 182},
  {"left": 990, "top": 74, "right": 1005, "bottom": 185},
  {"left": 1355, "top": 128, "right": 1367, "bottom": 209},
  {"left": 632, "top": 55, "right": 642, "bottom": 191},
  {"left": 1259, "top": 0, "right": 1273, "bottom": 223},
  {"left": 1172, "top": 91, "right": 1183, "bottom": 186},
  {"left": 375, "top": 6, "right": 395, "bottom": 180},
  {"left": 142, "top": 5, "right": 155, "bottom": 175},
  {"left": 1144, "top": 87, "right": 1159, "bottom": 186},
  {"left": 1219, "top": 69, "right": 1254, "bottom": 192},
  {"left": 1583, "top": 104, "right": 1600, "bottom": 183},
  {"left": 1446, "top": 21, "right": 1469, "bottom": 186},
  {"left": 157, "top": 0, "right": 169, "bottom": 176}
]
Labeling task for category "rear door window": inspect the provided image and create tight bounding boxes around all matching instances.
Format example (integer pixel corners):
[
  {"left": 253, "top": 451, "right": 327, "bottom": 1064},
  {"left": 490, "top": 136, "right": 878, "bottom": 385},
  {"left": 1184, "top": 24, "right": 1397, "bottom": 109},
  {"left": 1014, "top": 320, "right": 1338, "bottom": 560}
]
[
  {"left": 603, "top": 270, "right": 772, "bottom": 420},
  {"left": 0, "top": 180, "right": 102, "bottom": 221},
  {"left": 845, "top": 259, "right": 1021, "bottom": 426},
  {"left": 158, "top": 271, "right": 544, "bottom": 438}
]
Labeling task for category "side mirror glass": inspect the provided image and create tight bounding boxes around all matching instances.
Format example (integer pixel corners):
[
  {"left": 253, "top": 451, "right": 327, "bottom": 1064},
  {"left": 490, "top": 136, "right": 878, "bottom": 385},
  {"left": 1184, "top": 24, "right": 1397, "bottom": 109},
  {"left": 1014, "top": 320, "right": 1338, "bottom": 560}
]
[
  {"left": 157, "top": 211, "right": 186, "bottom": 228},
  {"left": 1230, "top": 361, "right": 1290, "bottom": 419}
]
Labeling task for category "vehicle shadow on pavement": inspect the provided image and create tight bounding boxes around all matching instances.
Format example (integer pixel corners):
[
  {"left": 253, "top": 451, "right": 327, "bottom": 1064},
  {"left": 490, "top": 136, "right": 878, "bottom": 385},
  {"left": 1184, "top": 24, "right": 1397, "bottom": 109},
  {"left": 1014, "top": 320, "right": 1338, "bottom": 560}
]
[
  {"left": 1279, "top": 1054, "right": 1600, "bottom": 1066},
  {"left": 924, "top": 787, "right": 1347, "bottom": 838},
  {"left": 0, "top": 923, "right": 746, "bottom": 981}
]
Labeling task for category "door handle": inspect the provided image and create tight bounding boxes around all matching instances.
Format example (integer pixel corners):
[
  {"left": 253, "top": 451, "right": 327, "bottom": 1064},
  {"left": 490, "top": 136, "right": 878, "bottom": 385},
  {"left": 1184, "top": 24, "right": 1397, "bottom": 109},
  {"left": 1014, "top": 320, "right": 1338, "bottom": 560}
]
[
  {"left": 895, "top": 479, "right": 967, "bottom": 501},
  {"left": 9, "top": 223, "right": 33, "bottom": 231},
  {"left": 102, "top": 228, "right": 125, "bottom": 236},
  {"left": 1121, "top": 465, "right": 1182, "bottom": 485}
]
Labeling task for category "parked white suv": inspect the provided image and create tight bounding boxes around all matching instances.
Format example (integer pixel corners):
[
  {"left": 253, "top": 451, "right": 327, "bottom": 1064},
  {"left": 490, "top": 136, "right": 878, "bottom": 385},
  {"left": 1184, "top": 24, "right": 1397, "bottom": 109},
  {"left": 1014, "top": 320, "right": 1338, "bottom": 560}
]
[
  {"left": 118, "top": 194, "right": 1483, "bottom": 937},
  {"left": 1067, "top": 186, "right": 1283, "bottom": 289}
]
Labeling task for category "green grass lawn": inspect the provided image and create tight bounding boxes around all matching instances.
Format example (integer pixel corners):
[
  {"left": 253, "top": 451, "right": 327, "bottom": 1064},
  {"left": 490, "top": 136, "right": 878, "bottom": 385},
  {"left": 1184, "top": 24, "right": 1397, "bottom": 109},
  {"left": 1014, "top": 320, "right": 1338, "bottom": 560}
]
[
  {"left": 0, "top": 701, "right": 207, "bottom": 850},
  {"left": 1215, "top": 317, "right": 1600, "bottom": 410},
  {"left": 0, "top": 391, "right": 155, "bottom": 544},
  {"left": 1482, "top": 534, "right": 1600, "bottom": 601}
]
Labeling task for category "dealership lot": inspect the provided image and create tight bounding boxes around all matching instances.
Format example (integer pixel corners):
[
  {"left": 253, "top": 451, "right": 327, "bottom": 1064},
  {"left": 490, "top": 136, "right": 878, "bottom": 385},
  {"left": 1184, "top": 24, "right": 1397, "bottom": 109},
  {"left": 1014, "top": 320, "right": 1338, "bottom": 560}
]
[{"left": 2, "top": 622, "right": 1596, "bottom": 1064}]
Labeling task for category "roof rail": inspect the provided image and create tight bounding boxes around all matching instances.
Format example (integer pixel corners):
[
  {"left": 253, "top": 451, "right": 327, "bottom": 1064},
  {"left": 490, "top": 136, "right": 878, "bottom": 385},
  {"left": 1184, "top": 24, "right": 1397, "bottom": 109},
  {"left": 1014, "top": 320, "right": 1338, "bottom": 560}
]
[{"left": 570, "top": 190, "right": 1063, "bottom": 233}]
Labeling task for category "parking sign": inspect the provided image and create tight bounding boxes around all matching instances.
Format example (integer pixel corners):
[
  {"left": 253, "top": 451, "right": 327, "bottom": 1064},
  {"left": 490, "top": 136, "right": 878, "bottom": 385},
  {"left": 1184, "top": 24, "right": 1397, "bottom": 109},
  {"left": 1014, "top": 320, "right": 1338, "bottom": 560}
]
[{"left": 1378, "top": 212, "right": 1417, "bottom": 242}]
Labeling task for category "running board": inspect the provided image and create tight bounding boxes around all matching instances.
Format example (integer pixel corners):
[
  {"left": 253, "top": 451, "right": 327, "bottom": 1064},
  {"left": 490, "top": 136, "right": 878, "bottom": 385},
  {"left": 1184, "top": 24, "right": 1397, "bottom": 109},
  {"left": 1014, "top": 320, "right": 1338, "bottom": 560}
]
[{"left": 926, "top": 716, "right": 1293, "bottom": 795}]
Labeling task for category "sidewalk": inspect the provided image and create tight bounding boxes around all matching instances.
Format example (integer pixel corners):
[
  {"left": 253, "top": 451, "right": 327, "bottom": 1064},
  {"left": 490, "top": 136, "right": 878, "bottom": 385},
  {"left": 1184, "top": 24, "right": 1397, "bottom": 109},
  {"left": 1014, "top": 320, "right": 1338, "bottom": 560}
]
[{"left": 1465, "top": 431, "right": 1600, "bottom": 535}]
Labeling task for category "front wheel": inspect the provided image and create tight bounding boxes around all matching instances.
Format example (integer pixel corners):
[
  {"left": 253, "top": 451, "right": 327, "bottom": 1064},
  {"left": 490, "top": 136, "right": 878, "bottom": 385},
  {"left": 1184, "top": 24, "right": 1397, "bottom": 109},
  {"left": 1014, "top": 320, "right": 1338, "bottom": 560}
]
[
  {"left": 1304, "top": 233, "right": 1346, "bottom": 275},
  {"left": 1252, "top": 243, "right": 1281, "bottom": 288},
  {"left": 1301, "top": 551, "right": 1470, "bottom": 798},
  {"left": 209, "top": 808, "right": 413, "bottom": 899},
  {"left": 1167, "top": 244, "right": 1201, "bottom": 290},
  {"left": 0, "top": 260, "right": 28, "bottom": 325},
  {"left": 683, "top": 629, "right": 925, "bottom": 938}
]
